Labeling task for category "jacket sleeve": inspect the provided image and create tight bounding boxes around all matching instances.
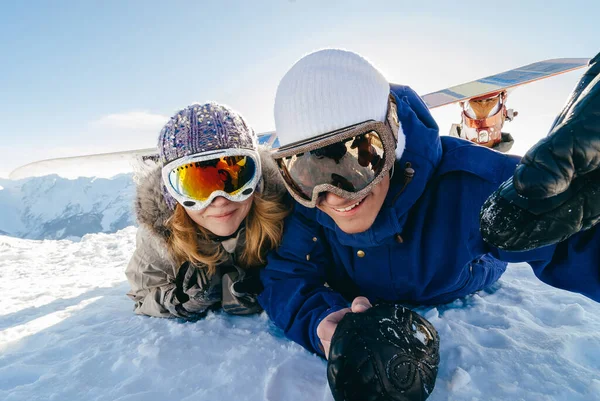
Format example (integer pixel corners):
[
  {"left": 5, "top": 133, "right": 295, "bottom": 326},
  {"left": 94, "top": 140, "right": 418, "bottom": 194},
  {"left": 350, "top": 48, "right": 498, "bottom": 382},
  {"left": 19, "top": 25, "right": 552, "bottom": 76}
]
[
  {"left": 439, "top": 140, "right": 600, "bottom": 303},
  {"left": 464, "top": 160, "right": 600, "bottom": 303},
  {"left": 258, "top": 208, "right": 350, "bottom": 356},
  {"left": 487, "top": 228, "right": 600, "bottom": 302},
  {"left": 125, "top": 245, "right": 178, "bottom": 318},
  {"left": 125, "top": 227, "right": 212, "bottom": 319}
]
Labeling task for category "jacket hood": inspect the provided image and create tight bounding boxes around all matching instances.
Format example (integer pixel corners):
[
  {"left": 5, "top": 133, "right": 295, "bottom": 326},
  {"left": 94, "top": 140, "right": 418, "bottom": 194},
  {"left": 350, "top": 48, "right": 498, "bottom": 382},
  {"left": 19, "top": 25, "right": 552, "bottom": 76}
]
[
  {"left": 313, "top": 85, "right": 443, "bottom": 247},
  {"left": 134, "top": 146, "right": 287, "bottom": 241}
]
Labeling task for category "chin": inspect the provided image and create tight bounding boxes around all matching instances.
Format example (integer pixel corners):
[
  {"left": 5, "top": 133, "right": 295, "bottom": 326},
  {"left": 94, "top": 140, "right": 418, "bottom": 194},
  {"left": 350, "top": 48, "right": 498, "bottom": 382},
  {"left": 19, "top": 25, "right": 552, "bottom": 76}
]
[
  {"left": 334, "top": 214, "right": 377, "bottom": 234},
  {"left": 212, "top": 228, "right": 232, "bottom": 236},
  {"left": 338, "top": 225, "right": 367, "bottom": 234},
  {"left": 213, "top": 223, "right": 240, "bottom": 237}
]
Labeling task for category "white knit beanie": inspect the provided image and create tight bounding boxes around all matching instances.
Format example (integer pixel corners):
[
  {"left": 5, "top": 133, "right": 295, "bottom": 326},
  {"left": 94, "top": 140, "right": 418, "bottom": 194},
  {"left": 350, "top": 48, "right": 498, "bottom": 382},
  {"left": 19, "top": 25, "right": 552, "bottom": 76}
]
[{"left": 274, "top": 49, "right": 391, "bottom": 147}]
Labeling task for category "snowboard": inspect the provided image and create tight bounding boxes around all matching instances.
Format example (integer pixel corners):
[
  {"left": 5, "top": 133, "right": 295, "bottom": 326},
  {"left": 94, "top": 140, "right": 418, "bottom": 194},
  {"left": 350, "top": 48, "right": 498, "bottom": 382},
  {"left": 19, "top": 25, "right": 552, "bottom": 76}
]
[
  {"left": 9, "top": 58, "right": 591, "bottom": 180},
  {"left": 421, "top": 57, "right": 590, "bottom": 109}
]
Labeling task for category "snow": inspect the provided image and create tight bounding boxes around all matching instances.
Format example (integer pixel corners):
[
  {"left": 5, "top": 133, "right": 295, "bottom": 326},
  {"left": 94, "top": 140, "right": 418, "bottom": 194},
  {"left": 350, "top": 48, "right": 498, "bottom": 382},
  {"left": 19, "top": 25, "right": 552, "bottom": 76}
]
[
  {"left": 1, "top": 227, "right": 599, "bottom": 401},
  {"left": 0, "top": 169, "right": 599, "bottom": 401},
  {"left": 412, "top": 322, "right": 428, "bottom": 345},
  {"left": 448, "top": 367, "right": 471, "bottom": 391}
]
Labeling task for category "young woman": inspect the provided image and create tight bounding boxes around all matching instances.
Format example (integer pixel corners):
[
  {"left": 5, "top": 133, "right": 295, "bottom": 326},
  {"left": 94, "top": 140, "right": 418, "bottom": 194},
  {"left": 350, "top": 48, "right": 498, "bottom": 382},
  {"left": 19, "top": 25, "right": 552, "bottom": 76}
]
[{"left": 125, "top": 102, "right": 289, "bottom": 319}]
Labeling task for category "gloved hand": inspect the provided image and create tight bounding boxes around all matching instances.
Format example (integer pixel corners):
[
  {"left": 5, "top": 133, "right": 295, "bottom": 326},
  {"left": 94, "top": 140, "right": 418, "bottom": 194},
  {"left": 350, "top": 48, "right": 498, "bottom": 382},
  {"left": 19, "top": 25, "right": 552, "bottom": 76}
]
[
  {"left": 481, "top": 52, "right": 600, "bottom": 251},
  {"left": 327, "top": 304, "right": 440, "bottom": 401},
  {"left": 172, "top": 261, "right": 220, "bottom": 318},
  {"left": 221, "top": 267, "right": 264, "bottom": 315},
  {"left": 317, "top": 297, "right": 372, "bottom": 358},
  {"left": 230, "top": 268, "right": 264, "bottom": 305}
]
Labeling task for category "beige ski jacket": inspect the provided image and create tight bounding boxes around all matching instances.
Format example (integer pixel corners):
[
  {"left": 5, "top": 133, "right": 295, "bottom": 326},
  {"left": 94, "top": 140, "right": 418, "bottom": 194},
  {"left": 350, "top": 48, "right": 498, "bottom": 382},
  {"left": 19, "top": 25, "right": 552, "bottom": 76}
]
[{"left": 125, "top": 148, "right": 286, "bottom": 319}]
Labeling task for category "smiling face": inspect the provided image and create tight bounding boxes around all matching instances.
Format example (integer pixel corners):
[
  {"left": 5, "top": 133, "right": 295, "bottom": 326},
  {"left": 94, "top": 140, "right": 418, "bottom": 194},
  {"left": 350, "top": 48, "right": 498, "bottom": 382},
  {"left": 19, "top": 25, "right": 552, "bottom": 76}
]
[
  {"left": 316, "top": 174, "right": 390, "bottom": 234},
  {"left": 184, "top": 195, "right": 254, "bottom": 237}
]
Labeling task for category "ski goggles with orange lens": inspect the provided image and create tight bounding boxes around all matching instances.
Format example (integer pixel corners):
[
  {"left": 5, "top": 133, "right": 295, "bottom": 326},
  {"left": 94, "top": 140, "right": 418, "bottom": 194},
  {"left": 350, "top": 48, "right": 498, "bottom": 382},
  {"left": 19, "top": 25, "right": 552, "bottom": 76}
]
[
  {"left": 162, "top": 149, "right": 261, "bottom": 210},
  {"left": 273, "top": 120, "right": 396, "bottom": 208}
]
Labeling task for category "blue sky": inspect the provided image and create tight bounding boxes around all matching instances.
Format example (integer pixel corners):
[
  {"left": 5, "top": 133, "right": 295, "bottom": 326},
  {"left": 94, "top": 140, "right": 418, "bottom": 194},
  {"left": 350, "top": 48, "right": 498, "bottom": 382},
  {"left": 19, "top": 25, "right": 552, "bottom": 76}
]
[{"left": 1, "top": 0, "right": 598, "bottom": 177}]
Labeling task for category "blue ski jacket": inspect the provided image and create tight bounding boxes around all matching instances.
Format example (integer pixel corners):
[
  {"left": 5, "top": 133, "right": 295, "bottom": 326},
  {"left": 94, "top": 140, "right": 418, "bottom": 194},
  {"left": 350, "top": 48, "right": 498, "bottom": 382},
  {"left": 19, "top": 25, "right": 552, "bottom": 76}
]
[{"left": 258, "top": 84, "right": 600, "bottom": 356}]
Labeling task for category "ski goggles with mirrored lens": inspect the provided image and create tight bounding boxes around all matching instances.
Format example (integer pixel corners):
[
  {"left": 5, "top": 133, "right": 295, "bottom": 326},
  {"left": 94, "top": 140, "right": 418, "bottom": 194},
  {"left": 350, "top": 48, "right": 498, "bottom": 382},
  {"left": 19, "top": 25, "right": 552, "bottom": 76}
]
[
  {"left": 273, "top": 120, "right": 396, "bottom": 208},
  {"left": 162, "top": 149, "right": 261, "bottom": 210}
]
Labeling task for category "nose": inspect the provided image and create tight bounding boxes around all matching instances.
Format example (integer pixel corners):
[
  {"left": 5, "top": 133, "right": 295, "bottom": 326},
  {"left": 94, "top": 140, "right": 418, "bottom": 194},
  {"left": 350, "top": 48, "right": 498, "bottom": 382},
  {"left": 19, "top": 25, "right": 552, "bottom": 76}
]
[
  {"left": 322, "top": 191, "right": 348, "bottom": 206},
  {"left": 210, "top": 196, "right": 231, "bottom": 207}
]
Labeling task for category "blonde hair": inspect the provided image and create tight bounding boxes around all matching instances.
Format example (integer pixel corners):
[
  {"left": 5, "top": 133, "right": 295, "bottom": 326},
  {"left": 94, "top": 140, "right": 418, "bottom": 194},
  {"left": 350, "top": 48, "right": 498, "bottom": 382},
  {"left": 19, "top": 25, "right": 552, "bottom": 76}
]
[{"left": 166, "top": 191, "right": 289, "bottom": 276}]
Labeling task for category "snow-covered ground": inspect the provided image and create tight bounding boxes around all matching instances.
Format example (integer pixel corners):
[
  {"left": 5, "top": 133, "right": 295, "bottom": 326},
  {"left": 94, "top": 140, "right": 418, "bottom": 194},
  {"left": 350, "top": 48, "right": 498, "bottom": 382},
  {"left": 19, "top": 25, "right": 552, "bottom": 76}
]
[{"left": 1, "top": 227, "right": 599, "bottom": 401}]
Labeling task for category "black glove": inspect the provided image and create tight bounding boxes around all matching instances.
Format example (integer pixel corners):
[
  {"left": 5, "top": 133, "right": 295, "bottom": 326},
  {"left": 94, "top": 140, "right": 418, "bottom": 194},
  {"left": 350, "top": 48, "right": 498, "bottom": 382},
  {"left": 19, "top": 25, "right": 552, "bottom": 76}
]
[
  {"left": 230, "top": 269, "right": 264, "bottom": 305},
  {"left": 481, "top": 52, "right": 600, "bottom": 251},
  {"left": 172, "top": 261, "right": 221, "bottom": 318},
  {"left": 221, "top": 267, "right": 264, "bottom": 315},
  {"left": 327, "top": 304, "right": 440, "bottom": 401}
]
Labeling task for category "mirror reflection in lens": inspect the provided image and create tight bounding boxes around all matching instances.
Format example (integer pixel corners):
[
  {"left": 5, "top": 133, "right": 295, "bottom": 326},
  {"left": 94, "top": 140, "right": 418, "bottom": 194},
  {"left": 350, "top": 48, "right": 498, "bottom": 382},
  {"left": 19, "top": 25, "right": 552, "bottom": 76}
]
[
  {"left": 284, "top": 131, "right": 385, "bottom": 198},
  {"left": 169, "top": 156, "right": 256, "bottom": 200}
]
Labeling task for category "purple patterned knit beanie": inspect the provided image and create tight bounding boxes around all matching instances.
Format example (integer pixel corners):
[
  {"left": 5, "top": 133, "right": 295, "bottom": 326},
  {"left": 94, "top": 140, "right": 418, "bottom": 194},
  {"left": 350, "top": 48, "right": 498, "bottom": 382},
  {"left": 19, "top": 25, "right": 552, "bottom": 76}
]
[
  {"left": 159, "top": 102, "right": 257, "bottom": 164},
  {"left": 158, "top": 102, "right": 258, "bottom": 210}
]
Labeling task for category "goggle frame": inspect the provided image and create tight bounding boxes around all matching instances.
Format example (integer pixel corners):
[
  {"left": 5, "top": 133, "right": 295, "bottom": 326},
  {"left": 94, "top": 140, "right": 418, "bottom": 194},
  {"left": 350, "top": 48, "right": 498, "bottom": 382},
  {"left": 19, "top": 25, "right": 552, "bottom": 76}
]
[
  {"left": 161, "top": 148, "right": 262, "bottom": 211},
  {"left": 273, "top": 120, "right": 396, "bottom": 208}
]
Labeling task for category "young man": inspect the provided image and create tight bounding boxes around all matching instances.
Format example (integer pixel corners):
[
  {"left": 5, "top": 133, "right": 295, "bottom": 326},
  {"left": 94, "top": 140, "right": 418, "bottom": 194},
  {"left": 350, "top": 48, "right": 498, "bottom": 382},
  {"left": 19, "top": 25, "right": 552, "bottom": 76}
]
[{"left": 258, "top": 49, "right": 600, "bottom": 358}]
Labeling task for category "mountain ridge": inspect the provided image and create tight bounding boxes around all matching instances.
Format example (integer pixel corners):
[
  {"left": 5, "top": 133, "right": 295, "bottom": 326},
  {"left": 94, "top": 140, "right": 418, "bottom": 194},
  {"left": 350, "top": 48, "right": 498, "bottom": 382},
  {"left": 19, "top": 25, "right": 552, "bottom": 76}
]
[{"left": 0, "top": 174, "right": 136, "bottom": 240}]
